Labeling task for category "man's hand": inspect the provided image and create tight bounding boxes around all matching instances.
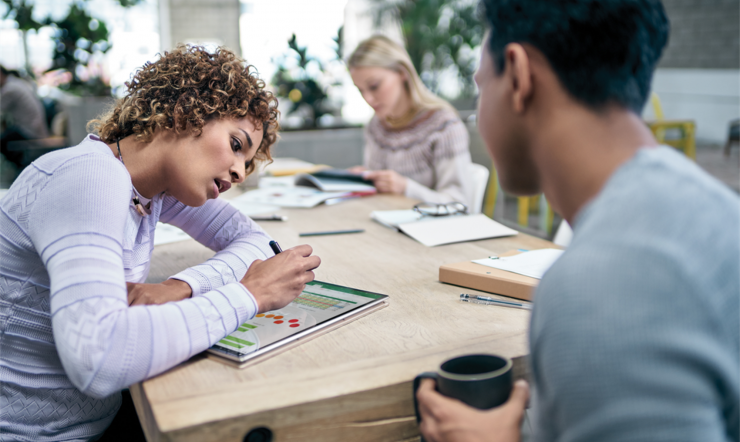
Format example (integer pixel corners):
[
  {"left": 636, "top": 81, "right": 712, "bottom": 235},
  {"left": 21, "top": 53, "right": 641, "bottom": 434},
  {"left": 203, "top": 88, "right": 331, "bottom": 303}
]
[
  {"left": 127, "top": 279, "right": 192, "bottom": 306},
  {"left": 416, "top": 379, "right": 530, "bottom": 442},
  {"left": 363, "top": 170, "right": 407, "bottom": 194},
  {"left": 241, "top": 244, "right": 321, "bottom": 313}
]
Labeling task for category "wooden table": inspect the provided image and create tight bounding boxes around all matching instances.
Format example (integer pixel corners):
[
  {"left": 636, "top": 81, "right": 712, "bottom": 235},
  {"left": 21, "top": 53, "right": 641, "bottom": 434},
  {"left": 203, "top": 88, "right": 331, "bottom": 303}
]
[{"left": 131, "top": 194, "right": 554, "bottom": 442}]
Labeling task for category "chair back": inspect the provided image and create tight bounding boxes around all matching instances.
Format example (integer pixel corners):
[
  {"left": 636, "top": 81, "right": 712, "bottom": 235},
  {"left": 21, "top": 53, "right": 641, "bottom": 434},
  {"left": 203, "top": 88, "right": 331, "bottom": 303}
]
[
  {"left": 467, "top": 163, "right": 490, "bottom": 214},
  {"left": 553, "top": 221, "right": 573, "bottom": 247}
]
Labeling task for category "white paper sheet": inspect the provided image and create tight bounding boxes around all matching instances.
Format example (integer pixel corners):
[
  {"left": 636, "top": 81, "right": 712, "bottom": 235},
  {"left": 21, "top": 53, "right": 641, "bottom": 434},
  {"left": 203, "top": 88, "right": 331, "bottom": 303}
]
[
  {"left": 472, "top": 248, "right": 564, "bottom": 279},
  {"left": 370, "top": 210, "right": 424, "bottom": 229},
  {"left": 397, "top": 214, "right": 518, "bottom": 247},
  {"left": 233, "top": 186, "right": 348, "bottom": 208},
  {"left": 227, "top": 200, "right": 280, "bottom": 216}
]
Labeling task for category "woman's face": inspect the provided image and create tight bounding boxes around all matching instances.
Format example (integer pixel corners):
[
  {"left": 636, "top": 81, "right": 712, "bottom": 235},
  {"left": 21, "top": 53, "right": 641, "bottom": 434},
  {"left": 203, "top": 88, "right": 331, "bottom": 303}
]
[
  {"left": 350, "top": 66, "right": 409, "bottom": 120},
  {"left": 166, "top": 117, "right": 263, "bottom": 207}
]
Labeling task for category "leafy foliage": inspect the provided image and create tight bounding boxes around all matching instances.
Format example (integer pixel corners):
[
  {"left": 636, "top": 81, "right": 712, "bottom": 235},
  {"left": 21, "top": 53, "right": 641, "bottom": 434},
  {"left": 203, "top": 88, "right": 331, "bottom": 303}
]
[
  {"left": 271, "top": 31, "right": 344, "bottom": 129},
  {"left": 370, "top": 0, "right": 483, "bottom": 98},
  {"left": 1, "top": 0, "right": 143, "bottom": 95}
]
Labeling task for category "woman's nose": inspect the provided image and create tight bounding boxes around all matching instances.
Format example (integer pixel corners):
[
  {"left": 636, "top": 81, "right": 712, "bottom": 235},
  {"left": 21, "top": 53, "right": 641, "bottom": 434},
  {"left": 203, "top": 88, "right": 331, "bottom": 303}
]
[{"left": 230, "top": 163, "right": 245, "bottom": 184}]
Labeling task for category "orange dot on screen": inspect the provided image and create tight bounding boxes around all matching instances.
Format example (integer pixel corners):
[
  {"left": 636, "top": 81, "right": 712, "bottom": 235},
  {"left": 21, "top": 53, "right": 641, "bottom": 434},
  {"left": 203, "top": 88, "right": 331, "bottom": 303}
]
[
  {"left": 256, "top": 314, "right": 265, "bottom": 317},
  {"left": 274, "top": 316, "right": 284, "bottom": 319},
  {"left": 288, "top": 319, "right": 299, "bottom": 323},
  {"left": 274, "top": 320, "right": 284, "bottom": 324},
  {"left": 290, "top": 323, "right": 300, "bottom": 328},
  {"left": 265, "top": 314, "right": 274, "bottom": 318}
]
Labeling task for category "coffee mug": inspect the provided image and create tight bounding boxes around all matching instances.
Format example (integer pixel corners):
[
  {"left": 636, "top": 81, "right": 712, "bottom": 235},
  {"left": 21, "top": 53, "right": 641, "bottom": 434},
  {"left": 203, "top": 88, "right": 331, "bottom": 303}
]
[{"left": 413, "top": 354, "right": 513, "bottom": 425}]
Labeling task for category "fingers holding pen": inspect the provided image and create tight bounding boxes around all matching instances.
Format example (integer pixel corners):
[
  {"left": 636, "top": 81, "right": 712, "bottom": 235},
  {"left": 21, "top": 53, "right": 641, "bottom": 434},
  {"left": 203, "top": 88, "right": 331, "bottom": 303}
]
[{"left": 242, "top": 241, "right": 321, "bottom": 313}]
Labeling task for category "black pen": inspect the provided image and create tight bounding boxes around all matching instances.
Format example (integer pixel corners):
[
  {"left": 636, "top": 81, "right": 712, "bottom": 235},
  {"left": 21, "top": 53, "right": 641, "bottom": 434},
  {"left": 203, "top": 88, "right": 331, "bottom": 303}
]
[
  {"left": 269, "top": 240, "right": 282, "bottom": 255},
  {"left": 252, "top": 214, "right": 288, "bottom": 221},
  {"left": 298, "top": 229, "right": 364, "bottom": 237}
]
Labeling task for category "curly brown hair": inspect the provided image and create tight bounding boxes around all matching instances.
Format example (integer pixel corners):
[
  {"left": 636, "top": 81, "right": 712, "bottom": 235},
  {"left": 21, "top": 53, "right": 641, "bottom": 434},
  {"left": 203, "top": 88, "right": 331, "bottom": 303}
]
[{"left": 88, "top": 45, "right": 279, "bottom": 175}]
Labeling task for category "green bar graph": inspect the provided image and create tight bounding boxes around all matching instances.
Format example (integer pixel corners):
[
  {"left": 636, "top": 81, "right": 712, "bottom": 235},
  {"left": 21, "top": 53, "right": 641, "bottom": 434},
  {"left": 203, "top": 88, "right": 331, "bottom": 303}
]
[{"left": 223, "top": 335, "right": 255, "bottom": 346}]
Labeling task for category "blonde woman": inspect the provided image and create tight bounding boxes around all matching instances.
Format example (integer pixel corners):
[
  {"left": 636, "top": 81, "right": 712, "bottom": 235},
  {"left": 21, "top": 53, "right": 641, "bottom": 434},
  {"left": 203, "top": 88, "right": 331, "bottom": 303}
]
[{"left": 348, "top": 35, "right": 473, "bottom": 206}]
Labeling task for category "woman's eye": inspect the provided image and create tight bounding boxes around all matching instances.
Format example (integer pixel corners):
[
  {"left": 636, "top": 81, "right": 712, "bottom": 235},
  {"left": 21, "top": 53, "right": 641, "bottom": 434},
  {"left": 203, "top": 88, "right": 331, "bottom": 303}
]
[
  {"left": 369, "top": 84, "right": 379, "bottom": 92},
  {"left": 231, "top": 137, "right": 242, "bottom": 152}
]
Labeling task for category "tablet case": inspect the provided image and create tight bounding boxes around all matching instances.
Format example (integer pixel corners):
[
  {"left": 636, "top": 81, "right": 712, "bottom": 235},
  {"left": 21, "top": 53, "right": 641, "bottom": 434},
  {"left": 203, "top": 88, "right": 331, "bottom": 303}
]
[{"left": 438, "top": 250, "right": 538, "bottom": 301}]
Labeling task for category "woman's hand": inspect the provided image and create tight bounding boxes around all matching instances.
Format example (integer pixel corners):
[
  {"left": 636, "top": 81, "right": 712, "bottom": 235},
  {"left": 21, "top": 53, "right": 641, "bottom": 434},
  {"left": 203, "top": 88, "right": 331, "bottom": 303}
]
[
  {"left": 416, "top": 379, "right": 529, "bottom": 442},
  {"left": 241, "top": 244, "right": 321, "bottom": 313},
  {"left": 347, "top": 165, "right": 368, "bottom": 173},
  {"left": 363, "top": 169, "right": 407, "bottom": 194},
  {"left": 127, "top": 279, "right": 193, "bottom": 306}
]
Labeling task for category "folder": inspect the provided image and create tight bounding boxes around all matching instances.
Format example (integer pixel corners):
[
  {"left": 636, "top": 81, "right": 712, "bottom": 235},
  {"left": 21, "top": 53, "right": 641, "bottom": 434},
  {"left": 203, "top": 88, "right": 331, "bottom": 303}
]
[{"left": 439, "top": 250, "right": 539, "bottom": 301}]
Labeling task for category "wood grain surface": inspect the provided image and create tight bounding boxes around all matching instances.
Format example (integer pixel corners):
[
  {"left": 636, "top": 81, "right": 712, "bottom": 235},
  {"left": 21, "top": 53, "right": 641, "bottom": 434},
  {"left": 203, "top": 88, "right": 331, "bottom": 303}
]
[{"left": 132, "top": 194, "right": 553, "bottom": 442}]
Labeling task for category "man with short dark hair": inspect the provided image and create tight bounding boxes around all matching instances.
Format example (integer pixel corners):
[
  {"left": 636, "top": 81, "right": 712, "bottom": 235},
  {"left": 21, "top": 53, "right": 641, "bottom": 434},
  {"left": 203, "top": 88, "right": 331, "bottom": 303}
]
[{"left": 416, "top": 1, "right": 740, "bottom": 441}]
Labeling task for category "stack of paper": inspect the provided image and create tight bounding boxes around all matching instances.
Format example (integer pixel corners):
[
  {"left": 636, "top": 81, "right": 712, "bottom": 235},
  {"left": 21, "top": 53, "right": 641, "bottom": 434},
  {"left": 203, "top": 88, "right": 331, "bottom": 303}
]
[
  {"left": 262, "top": 158, "right": 327, "bottom": 177},
  {"left": 154, "top": 202, "right": 281, "bottom": 246},
  {"left": 232, "top": 186, "right": 348, "bottom": 208}
]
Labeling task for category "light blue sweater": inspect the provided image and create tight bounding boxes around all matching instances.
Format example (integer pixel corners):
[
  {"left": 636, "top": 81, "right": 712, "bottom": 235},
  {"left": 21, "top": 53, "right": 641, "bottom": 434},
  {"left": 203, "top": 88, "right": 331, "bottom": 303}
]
[{"left": 530, "top": 147, "right": 739, "bottom": 441}]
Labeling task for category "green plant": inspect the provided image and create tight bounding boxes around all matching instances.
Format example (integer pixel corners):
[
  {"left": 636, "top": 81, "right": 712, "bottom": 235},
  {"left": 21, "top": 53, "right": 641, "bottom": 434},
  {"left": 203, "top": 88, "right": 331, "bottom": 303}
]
[
  {"left": 0, "top": 0, "right": 143, "bottom": 95},
  {"left": 370, "top": 0, "right": 483, "bottom": 98},
  {"left": 271, "top": 30, "right": 344, "bottom": 129}
]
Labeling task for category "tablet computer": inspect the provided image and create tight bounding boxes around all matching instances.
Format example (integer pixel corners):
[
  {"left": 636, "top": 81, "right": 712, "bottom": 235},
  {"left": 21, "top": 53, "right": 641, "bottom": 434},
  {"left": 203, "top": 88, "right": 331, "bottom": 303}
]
[{"left": 207, "top": 280, "right": 389, "bottom": 368}]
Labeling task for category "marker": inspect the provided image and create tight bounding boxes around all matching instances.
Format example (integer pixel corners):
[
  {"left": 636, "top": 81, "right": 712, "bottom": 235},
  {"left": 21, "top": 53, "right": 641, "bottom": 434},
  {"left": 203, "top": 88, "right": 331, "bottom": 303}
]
[
  {"left": 298, "top": 229, "right": 365, "bottom": 237},
  {"left": 459, "top": 293, "right": 532, "bottom": 310},
  {"left": 269, "top": 240, "right": 282, "bottom": 255},
  {"left": 252, "top": 214, "right": 288, "bottom": 221}
]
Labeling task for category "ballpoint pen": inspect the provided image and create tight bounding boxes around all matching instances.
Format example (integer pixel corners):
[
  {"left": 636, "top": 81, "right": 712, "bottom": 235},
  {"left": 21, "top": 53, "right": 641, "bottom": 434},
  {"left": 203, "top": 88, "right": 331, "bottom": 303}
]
[
  {"left": 251, "top": 214, "right": 288, "bottom": 221},
  {"left": 459, "top": 293, "right": 532, "bottom": 310},
  {"left": 269, "top": 240, "right": 283, "bottom": 255}
]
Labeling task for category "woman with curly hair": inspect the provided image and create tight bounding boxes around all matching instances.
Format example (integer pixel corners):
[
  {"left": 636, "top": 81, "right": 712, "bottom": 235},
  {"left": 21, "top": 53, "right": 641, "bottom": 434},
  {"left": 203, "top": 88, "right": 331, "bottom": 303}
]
[
  {"left": 347, "top": 36, "right": 474, "bottom": 206},
  {"left": 0, "top": 45, "right": 319, "bottom": 441}
]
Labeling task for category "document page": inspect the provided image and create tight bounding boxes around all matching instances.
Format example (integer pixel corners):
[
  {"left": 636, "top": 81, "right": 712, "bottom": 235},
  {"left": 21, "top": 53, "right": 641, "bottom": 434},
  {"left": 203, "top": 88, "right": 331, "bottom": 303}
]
[
  {"left": 472, "top": 248, "right": 564, "bottom": 279},
  {"left": 233, "top": 186, "right": 348, "bottom": 208},
  {"left": 398, "top": 214, "right": 518, "bottom": 247},
  {"left": 211, "top": 281, "right": 386, "bottom": 357}
]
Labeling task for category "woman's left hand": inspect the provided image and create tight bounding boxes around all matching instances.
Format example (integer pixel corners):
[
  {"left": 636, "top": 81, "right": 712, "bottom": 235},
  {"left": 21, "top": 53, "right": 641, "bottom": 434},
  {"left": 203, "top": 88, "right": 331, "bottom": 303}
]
[
  {"left": 364, "top": 169, "right": 407, "bottom": 195},
  {"left": 127, "top": 279, "right": 192, "bottom": 306}
]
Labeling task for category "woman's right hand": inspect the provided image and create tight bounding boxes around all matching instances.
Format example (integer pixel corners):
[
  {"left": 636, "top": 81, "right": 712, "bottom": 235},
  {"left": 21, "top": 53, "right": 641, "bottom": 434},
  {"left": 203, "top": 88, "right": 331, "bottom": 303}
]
[{"left": 241, "top": 244, "right": 320, "bottom": 313}]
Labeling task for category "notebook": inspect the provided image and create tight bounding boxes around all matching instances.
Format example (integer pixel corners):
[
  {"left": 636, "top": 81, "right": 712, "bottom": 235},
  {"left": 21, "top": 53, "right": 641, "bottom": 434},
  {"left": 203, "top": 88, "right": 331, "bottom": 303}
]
[
  {"left": 371, "top": 210, "right": 518, "bottom": 247},
  {"left": 295, "top": 171, "right": 376, "bottom": 193}
]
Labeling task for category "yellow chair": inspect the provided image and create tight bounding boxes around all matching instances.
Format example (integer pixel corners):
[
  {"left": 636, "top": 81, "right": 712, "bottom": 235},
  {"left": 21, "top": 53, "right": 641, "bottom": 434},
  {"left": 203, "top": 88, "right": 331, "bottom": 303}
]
[
  {"left": 483, "top": 164, "right": 555, "bottom": 235},
  {"left": 646, "top": 93, "right": 696, "bottom": 160}
]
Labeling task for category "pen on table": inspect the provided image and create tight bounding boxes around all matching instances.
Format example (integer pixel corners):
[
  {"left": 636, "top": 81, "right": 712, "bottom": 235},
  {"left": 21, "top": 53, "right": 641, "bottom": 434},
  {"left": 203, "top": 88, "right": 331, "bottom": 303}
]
[
  {"left": 298, "top": 229, "right": 365, "bottom": 237},
  {"left": 459, "top": 293, "right": 532, "bottom": 310},
  {"left": 252, "top": 214, "right": 288, "bottom": 221},
  {"left": 269, "top": 240, "right": 282, "bottom": 255}
]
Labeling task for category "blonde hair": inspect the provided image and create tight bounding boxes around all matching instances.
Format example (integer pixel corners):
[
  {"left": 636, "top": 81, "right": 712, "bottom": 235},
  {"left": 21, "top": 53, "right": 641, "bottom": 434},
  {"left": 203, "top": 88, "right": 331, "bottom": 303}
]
[{"left": 348, "top": 35, "right": 455, "bottom": 128}]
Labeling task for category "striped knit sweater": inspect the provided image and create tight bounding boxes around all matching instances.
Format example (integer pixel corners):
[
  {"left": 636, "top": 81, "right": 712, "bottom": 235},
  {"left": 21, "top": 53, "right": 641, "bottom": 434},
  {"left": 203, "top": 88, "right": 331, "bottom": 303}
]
[
  {"left": 0, "top": 135, "right": 272, "bottom": 441},
  {"left": 364, "top": 108, "right": 474, "bottom": 206}
]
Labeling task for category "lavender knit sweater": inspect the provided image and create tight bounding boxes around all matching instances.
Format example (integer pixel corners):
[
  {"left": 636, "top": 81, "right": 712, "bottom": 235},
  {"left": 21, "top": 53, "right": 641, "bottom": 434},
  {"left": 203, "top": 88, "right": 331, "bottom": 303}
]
[{"left": 0, "top": 135, "right": 272, "bottom": 441}]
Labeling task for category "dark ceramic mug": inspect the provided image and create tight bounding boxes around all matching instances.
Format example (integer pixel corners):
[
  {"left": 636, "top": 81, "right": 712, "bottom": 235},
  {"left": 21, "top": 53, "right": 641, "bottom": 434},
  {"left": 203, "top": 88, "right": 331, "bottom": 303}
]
[{"left": 413, "top": 354, "right": 513, "bottom": 435}]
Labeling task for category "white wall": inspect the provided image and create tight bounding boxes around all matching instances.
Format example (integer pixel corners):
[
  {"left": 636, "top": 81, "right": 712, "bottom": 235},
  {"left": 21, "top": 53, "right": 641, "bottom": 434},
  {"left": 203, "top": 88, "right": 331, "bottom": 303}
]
[{"left": 643, "top": 68, "right": 740, "bottom": 143}]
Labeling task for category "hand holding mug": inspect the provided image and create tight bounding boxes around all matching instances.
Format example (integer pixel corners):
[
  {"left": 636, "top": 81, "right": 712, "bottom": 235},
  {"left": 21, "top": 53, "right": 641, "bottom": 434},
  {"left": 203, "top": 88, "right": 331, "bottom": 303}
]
[
  {"left": 416, "top": 378, "right": 529, "bottom": 442},
  {"left": 413, "top": 354, "right": 527, "bottom": 442}
]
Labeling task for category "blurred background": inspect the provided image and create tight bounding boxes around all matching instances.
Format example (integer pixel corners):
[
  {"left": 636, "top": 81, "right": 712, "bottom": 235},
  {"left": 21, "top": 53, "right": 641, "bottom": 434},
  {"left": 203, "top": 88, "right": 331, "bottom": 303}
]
[{"left": 1, "top": 0, "right": 738, "bottom": 239}]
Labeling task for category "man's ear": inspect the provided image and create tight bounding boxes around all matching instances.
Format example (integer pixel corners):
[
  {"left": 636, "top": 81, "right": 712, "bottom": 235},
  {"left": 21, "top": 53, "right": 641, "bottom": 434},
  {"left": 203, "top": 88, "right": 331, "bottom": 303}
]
[{"left": 505, "top": 43, "right": 533, "bottom": 114}]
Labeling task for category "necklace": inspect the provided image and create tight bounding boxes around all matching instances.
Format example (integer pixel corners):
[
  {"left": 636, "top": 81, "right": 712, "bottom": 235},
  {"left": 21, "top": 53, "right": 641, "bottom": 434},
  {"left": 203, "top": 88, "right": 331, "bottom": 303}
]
[{"left": 116, "top": 139, "right": 149, "bottom": 217}]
